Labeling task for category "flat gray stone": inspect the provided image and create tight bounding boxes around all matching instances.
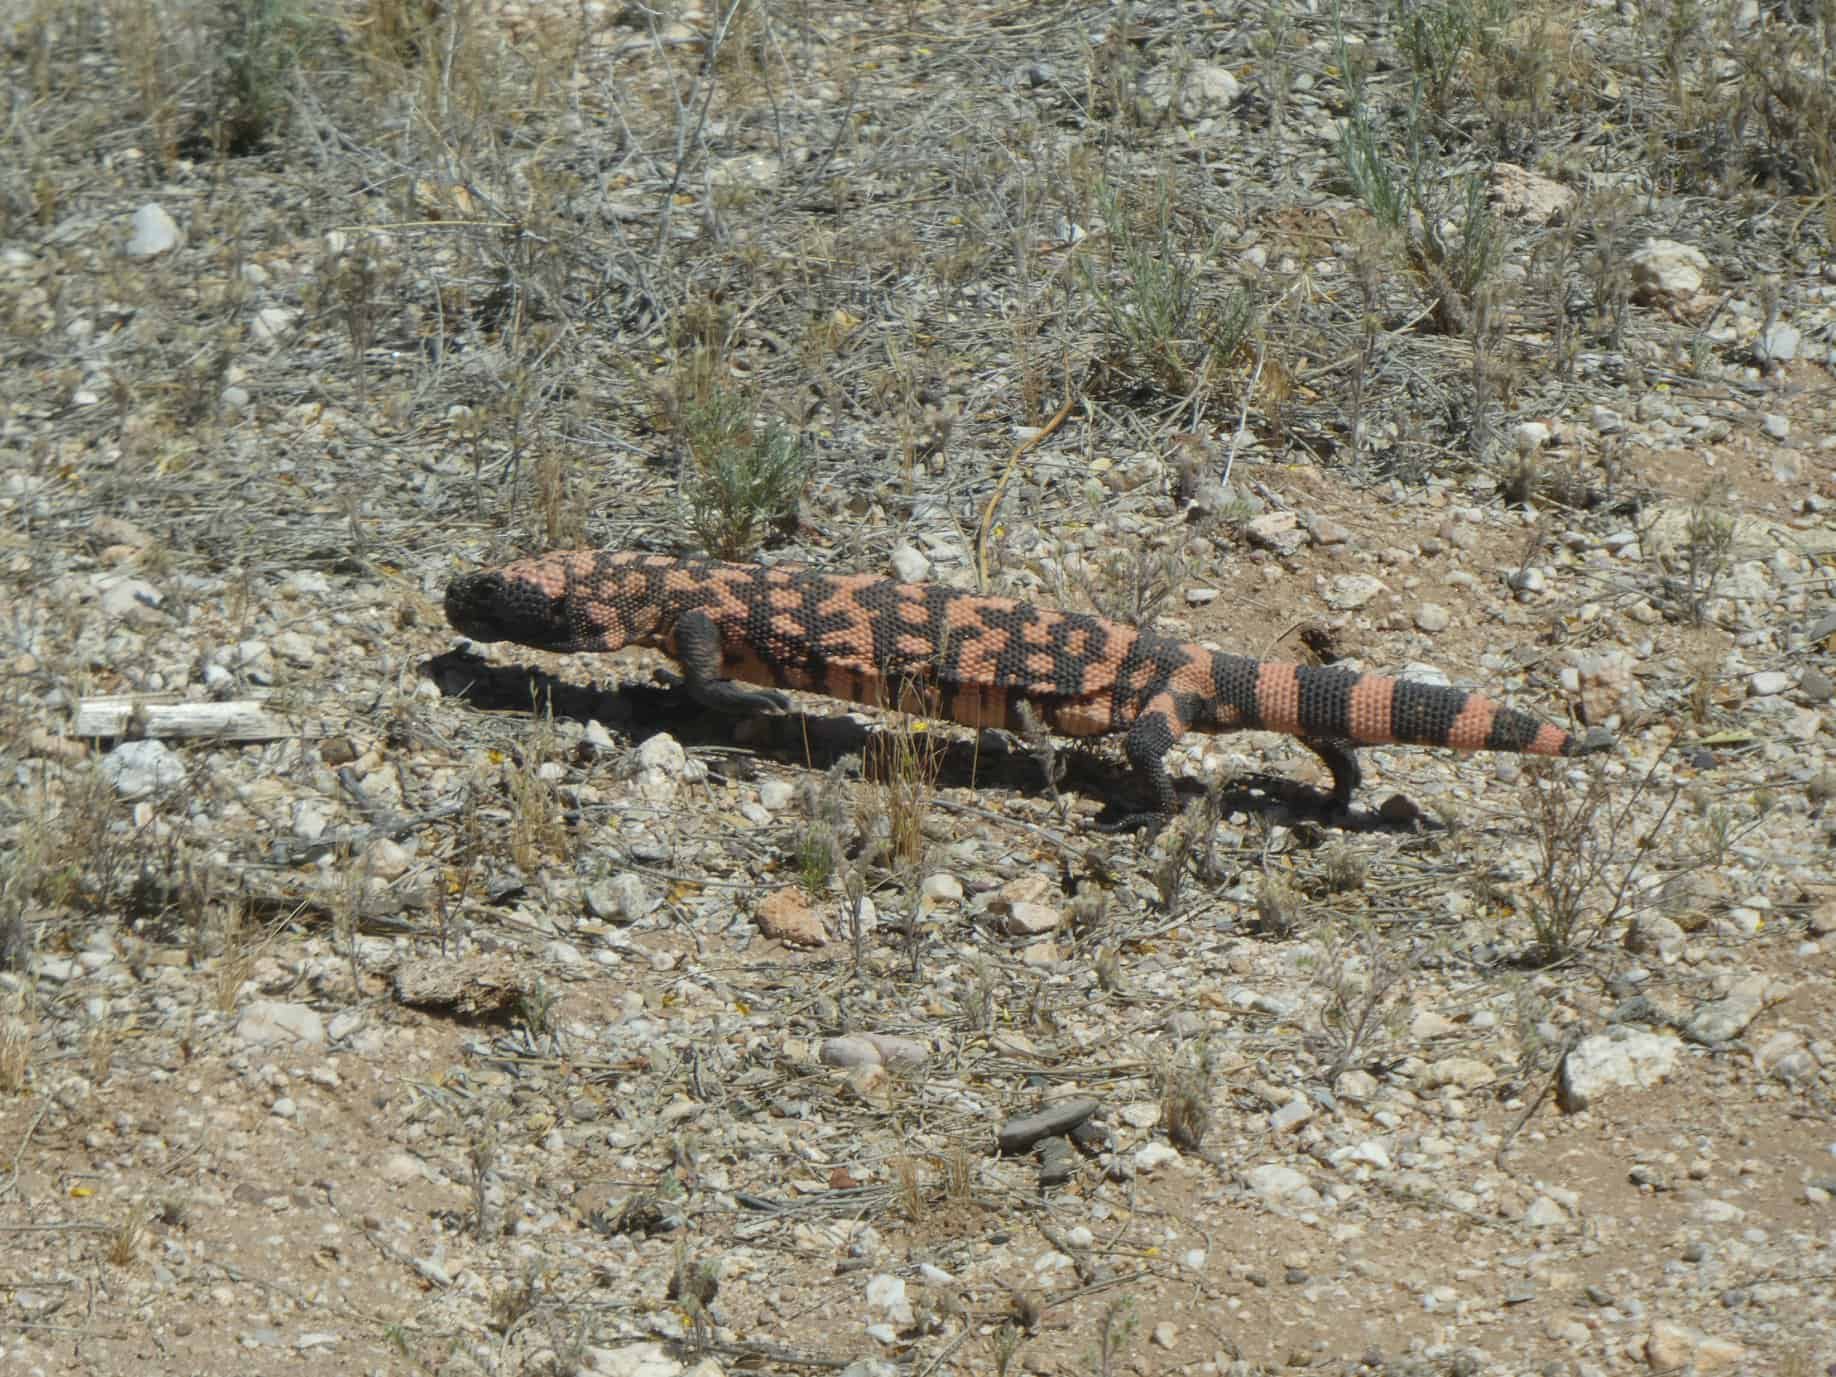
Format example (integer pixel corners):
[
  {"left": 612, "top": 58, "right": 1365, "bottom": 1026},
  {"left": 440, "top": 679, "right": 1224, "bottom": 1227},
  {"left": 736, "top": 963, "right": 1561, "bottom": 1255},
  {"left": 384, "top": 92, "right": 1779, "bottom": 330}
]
[
  {"left": 126, "top": 203, "right": 181, "bottom": 256},
  {"left": 100, "top": 739, "right": 184, "bottom": 798},
  {"left": 236, "top": 1000, "right": 327, "bottom": 1048},
  {"left": 1325, "top": 573, "right": 1385, "bottom": 610},
  {"left": 1683, "top": 975, "right": 1771, "bottom": 1045},
  {"left": 998, "top": 1097, "right": 1098, "bottom": 1154},
  {"left": 1559, "top": 1028, "right": 1681, "bottom": 1111},
  {"left": 1757, "top": 323, "right": 1801, "bottom": 364},
  {"left": 1244, "top": 1163, "right": 1317, "bottom": 1204}
]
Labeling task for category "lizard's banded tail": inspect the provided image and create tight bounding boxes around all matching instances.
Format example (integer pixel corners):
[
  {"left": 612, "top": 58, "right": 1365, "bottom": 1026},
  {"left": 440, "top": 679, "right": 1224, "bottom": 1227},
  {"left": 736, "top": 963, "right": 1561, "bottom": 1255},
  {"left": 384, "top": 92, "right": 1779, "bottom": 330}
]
[{"left": 1208, "top": 656, "right": 1615, "bottom": 760}]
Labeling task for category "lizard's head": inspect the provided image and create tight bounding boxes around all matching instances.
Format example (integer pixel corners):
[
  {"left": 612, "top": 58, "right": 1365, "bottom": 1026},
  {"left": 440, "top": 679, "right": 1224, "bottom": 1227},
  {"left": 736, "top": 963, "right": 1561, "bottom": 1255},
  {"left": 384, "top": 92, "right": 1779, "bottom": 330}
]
[{"left": 444, "top": 568, "right": 575, "bottom": 651}]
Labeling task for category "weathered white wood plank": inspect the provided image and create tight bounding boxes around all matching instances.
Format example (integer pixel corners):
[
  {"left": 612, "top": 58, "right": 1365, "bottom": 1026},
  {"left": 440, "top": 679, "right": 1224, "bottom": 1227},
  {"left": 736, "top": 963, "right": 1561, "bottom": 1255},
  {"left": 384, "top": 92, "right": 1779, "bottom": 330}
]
[{"left": 73, "top": 696, "right": 323, "bottom": 741}]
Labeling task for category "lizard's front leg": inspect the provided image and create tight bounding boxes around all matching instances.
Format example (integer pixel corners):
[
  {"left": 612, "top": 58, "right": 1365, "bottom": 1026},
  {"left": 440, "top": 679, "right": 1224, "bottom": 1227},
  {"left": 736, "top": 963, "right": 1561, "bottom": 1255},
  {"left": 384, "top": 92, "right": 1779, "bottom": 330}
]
[{"left": 672, "top": 609, "right": 793, "bottom": 715}]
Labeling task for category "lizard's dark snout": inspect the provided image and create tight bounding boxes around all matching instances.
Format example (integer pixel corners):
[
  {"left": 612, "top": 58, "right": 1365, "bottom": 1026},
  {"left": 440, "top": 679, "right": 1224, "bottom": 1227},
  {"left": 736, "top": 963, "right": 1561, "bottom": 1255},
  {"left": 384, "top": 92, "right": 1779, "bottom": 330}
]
[
  {"left": 444, "top": 572, "right": 510, "bottom": 642},
  {"left": 445, "top": 572, "right": 572, "bottom": 648}
]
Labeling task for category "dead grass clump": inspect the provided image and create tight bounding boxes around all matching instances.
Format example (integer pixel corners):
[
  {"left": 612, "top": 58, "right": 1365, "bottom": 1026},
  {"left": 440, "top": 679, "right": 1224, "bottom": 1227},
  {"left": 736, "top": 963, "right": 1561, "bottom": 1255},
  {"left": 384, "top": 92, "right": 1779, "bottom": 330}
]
[
  {"left": 108, "top": 1204, "right": 150, "bottom": 1267},
  {"left": 1156, "top": 1037, "right": 1219, "bottom": 1152},
  {"left": 1303, "top": 920, "right": 1416, "bottom": 1086},
  {"left": 508, "top": 712, "right": 571, "bottom": 872},
  {"left": 861, "top": 684, "right": 945, "bottom": 875},
  {"left": 1737, "top": 26, "right": 1836, "bottom": 196},
  {"left": 893, "top": 1154, "right": 925, "bottom": 1222},
  {"left": 1471, "top": 1, "right": 1602, "bottom": 148},
  {"left": 212, "top": 900, "right": 261, "bottom": 1015},
  {"left": 0, "top": 1017, "right": 32, "bottom": 1095},
  {"left": 1520, "top": 755, "right": 1684, "bottom": 963},
  {"left": 12, "top": 766, "right": 141, "bottom": 923}
]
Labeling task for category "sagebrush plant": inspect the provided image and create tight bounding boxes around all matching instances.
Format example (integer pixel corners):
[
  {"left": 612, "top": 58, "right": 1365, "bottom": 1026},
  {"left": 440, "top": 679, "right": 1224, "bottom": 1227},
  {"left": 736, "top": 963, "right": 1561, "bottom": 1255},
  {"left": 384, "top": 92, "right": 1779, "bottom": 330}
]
[
  {"left": 990, "top": 1317, "right": 1026, "bottom": 1377},
  {"left": 88, "top": 1019, "right": 120, "bottom": 1084},
  {"left": 487, "top": 1263, "right": 540, "bottom": 1331},
  {"left": 794, "top": 822, "right": 840, "bottom": 895},
  {"left": 471, "top": 1115, "right": 504, "bottom": 1244},
  {"left": 333, "top": 842, "right": 367, "bottom": 999},
  {"left": 1338, "top": 107, "right": 1409, "bottom": 231},
  {"left": 1096, "top": 1297, "right": 1139, "bottom": 1377},
  {"left": 1014, "top": 700, "right": 1068, "bottom": 817},
  {"left": 1076, "top": 179, "right": 1255, "bottom": 407},
  {"left": 534, "top": 444, "right": 588, "bottom": 548},
  {"left": 107, "top": 0, "right": 182, "bottom": 165},
  {"left": 1392, "top": 0, "right": 1493, "bottom": 117},
  {"left": 1151, "top": 784, "right": 1230, "bottom": 915},
  {"left": 1681, "top": 479, "right": 1737, "bottom": 624},
  {"left": 842, "top": 863, "right": 871, "bottom": 973},
  {"left": 213, "top": 0, "right": 321, "bottom": 155},
  {"left": 1738, "top": 25, "right": 1836, "bottom": 199},
  {"left": 942, "top": 1145, "right": 973, "bottom": 1201},
  {"left": 957, "top": 955, "right": 997, "bottom": 1033},
  {"left": 1339, "top": 104, "right": 1501, "bottom": 336},
  {"left": 1647, "top": 0, "right": 1718, "bottom": 115},
  {"left": 1346, "top": 222, "right": 1387, "bottom": 460},
  {"left": 104, "top": 0, "right": 325, "bottom": 163},
  {"left": 1253, "top": 873, "right": 1304, "bottom": 937},
  {"left": 1083, "top": 6, "right": 1143, "bottom": 124},
  {"left": 355, "top": 0, "right": 514, "bottom": 167},
  {"left": 1701, "top": 803, "right": 1736, "bottom": 867},
  {"left": 1086, "top": 546, "right": 1181, "bottom": 629},
  {"left": 1573, "top": 184, "right": 1636, "bottom": 346},
  {"left": 672, "top": 378, "right": 808, "bottom": 560},
  {"left": 795, "top": 763, "right": 852, "bottom": 895},
  {"left": 22, "top": 766, "right": 140, "bottom": 919},
  {"left": 1338, "top": 3, "right": 1511, "bottom": 338},
  {"left": 1469, "top": 1, "right": 1588, "bottom": 152},
  {"left": 318, "top": 236, "right": 402, "bottom": 411},
  {"left": 1251, "top": 0, "right": 1298, "bottom": 160},
  {"left": 894, "top": 1155, "right": 925, "bottom": 1222},
  {"left": 1319, "top": 842, "right": 1367, "bottom": 894},
  {"left": 1527, "top": 209, "right": 1580, "bottom": 382},
  {"left": 517, "top": 980, "right": 559, "bottom": 1038},
  {"left": 0, "top": 836, "right": 41, "bottom": 971}
]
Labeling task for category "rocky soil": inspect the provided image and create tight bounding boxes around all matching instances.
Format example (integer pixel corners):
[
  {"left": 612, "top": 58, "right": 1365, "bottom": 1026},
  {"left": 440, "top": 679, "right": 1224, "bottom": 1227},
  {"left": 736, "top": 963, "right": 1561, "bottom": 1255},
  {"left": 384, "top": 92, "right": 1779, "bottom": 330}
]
[{"left": 2, "top": 1, "right": 1834, "bottom": 1375}]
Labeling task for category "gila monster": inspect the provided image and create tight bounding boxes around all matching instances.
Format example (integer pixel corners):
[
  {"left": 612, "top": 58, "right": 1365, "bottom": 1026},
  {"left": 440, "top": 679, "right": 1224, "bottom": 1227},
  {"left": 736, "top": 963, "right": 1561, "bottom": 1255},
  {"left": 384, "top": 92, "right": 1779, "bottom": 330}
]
[{"left": 444, "top": 550, "right": 1615, "bottom": 825}]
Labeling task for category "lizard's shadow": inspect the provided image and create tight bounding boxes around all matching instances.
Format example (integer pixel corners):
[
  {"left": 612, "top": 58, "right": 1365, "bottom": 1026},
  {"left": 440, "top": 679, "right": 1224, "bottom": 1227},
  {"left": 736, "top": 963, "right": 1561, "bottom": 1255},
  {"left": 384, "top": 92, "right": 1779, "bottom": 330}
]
[{"left": 423, "top": 650, "right": 1408, "bottom": 834}]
